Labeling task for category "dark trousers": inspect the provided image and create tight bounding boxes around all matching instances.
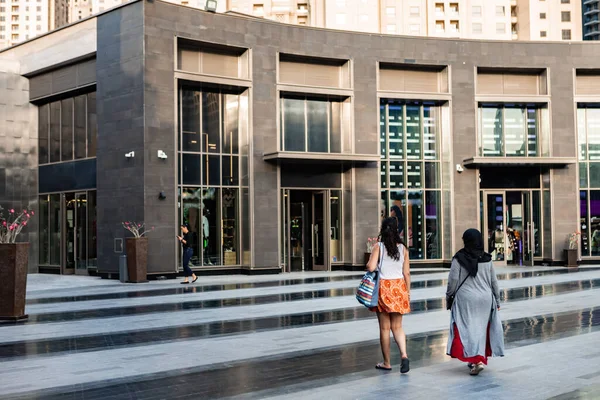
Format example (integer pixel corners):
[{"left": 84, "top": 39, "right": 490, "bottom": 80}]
[{"left": 183, "top": 247, "right": 194, "bottom": 277}]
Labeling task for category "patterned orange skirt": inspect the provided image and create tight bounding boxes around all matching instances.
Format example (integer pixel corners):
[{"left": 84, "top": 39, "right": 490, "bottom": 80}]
[{"left": 370, "top": 278, "right": 411, "bottom": 314}]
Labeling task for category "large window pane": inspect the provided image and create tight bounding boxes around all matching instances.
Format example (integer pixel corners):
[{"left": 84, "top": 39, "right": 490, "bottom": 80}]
[
  {"left": 581, "top": 190, "right": 590, "bottom": 256},
  {"left": 283, "top": 98, "right": 306, "bottom": 152},
  {"left": 39, "top": 195, "right": 49, "bottom": 264},
  {"left": 590, "top": 163, "right": 600, "bottom": 188},
  {"left": 222, "top": 188, "right": 238, "bottom": 265},
  {"left": 527, "top": 108, "right": 539, "bottom": 156},
  {"left": 426, "top": 191, "right": 441, "bottom": 259},
  {"left": 381, "top": 161, "right": 387, "bottom": 189},
  {"left": 330, "top": 102, "right": 342, "bottom": 153},
  {"left": 38, "top": 104, "right": 49, "bottom": 164},
  {"left": 307, "top": 99, "right": 328, "bottom": 152},
  {"left": 504, "top": 107, "right": 525, "bottom": 157},
  {"left": 330, "top": 190, "right": 342, "bottom": 262},
  {"left": 580, "top": 162, "right": 588, "bottom": 188},
  {"left": 222, "top": 155, "right": 239, "bottom": 186},
  {"left": 87, "top": 93, "right": 97, "bottom": 157},
  {"left": 74, "top": 95, "right": 87, "bottom": 159},
  {"left": 424, "top": 162, "right": 440, "bottom": 189},
  {"left": 407, "top": 161, "right": 422, "bottom": 188},
  {"left": 591, "top": 190, "right": 600, "bottom": 256},
  {"left": 388, "top": 102, "right": 404, "bottom": 158},
  {"left": 88, "top": 191, "right": 97, "bottom": 268},
  {"left": 50, "top": 101, "right": 61, "bottom": 163},
  {"left": 423, "top": 105, "right": 438, "bottom": 160},
  {"left": 203, "top": 154, "right": 220, "bottom": 185},
  {"left": 390, "top": 190, "right": 406, "bottom": 235},
  {"left": 61, "top": 98, "right": 73, "bottom": 161},
  {"left": 407, "top": 191, "right": 424, "bottom": 260},
  {"left": 202, "top": 188, "right": 221, "bottom": 266},
  {"left": 379, "top": 104, "right": 387, "bottom": 158},
  {"left": 588, "top": 109, "right": 600, "bottom": 160},
  {"left": 182, "top": 187, "right": 202, "bottom": 266},
  {"left": 223, "top": 94, "right": 239, "bottom": 154},
  {"left": 242, "top": 188, "right": 250, "bottom": 265},
  {"left": 405, "top": 105, "right": 421, "bottom": 159},
  {"left": 182, "top": 154, "right": 201, "bottom": 184},
  {"left": 202, "top": 92, "right": 220, "bottom": 153},
  {"left": 480, "top": 107, "right": 503, "bottom": 156},
  {"left": 49, "top": 193, "right": 61, "bottom": 265},
  {"left": 181, "top": 90, "right": 201, "bottom": 152},
  {"left": 578, "top": 108, "right": 587, "bottom": 160},
  {"left": 389, "top": 161, "right": 404, "bottom": 188}
]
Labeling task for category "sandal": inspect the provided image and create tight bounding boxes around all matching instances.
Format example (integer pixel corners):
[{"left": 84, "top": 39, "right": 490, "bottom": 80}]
[
  {"left": 400, "top": 358, "right": 410, "bottom": 374},
  {"left": 375, "top": 363, "right": 392, "bottom": 371},
  {"left": 470, "top": 363, "right": 484, "bottom": 376}
]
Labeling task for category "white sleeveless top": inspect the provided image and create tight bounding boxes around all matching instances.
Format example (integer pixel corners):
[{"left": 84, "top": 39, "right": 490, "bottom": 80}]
[{"left": 378, "top": 243, "right": 406, "bottom": 280}]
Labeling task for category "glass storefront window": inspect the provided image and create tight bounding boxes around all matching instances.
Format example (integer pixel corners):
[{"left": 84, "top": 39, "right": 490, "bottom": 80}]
[
  {"left": 87, "top": 93, "right": 97, "bottom": 158},
  {"left": 330, "top": 190, "right": 342, "bottom": 263},
  {"left": 480, "top": 106, "right": 503, "bottom": 156},
  {"left": 581, "top": 190, "right": 590, "bottom": 257},
  {"left": 380, "top": 99, "right": 443, "bottom": 260},
  {"left": 203, "top": 92, "right": 221, "bottom": 153},
  {"left": 178, "top": 87, "right": 248, "bottom": 268},
  {"left": 39, "top": 92, "right": 97, "bottom": 164},
  {"left": 39, "top": 195, "right": 49, "bottom": 264},
  {"left": 479, "top": 104, "right": 542, "bottom": 157},
  {"left": 38, "top": 104, "right": 49, "bottom": 164},
  {"left": 182, "top": 90, "right": 201, "bottom": 152},
  {"left": 281, "top": 96, "right": 346, "bottom": 153},
  {"left": 88, "top": 191, "right": 97, "bottom": 268},
  {"left": 49, "top": 193, "right": 61, "bottom": 265},
  {"left": 74, "top": 95, "right": 87, "bottom": 160},
  {"left": 590, "top": 191, "right": 600, "bottom": 257},
  {"left": 49, "top": 102, "right": 61, "bottom": 163},
  {"left": 61, "top": 99, "right": 73, "bottom": 161}
]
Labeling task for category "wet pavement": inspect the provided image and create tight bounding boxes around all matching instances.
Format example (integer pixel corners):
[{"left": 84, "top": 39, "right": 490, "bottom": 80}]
[{"left": 1, "top": 266, "right": 600, "bottom": 399}]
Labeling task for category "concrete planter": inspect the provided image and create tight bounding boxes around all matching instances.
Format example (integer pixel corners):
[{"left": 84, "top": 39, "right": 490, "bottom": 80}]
[
  {"left": 126, "top": 237, "right": 149, "bottom": 283},
  {"left": 564, "top": 249, "right": 578, "bottom": 268},
  {"left": 0, "top": 243, "right": 29, "bottom": 321}
]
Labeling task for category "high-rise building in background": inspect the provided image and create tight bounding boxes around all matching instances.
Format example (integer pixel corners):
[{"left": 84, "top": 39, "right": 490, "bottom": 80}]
[
  {"left": 0, "top": 0, "right": 68, "bottom": 49},
  {"left": 583, "top": 0, "right": 599, "bottom": 40},
  {"left": 0, "top": 0, "right": 585, "bottom": 49},
  {"left": 226, "top": 0, "right": 582, "bottom": 41}
]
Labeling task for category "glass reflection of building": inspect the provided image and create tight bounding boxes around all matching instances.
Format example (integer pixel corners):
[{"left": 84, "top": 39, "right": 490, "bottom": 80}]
[
  {"left": 578, "top": 106, "right": 600, "bottom": 257},
  {"left": 379, "top": 100, "right": 443, "bottom": 261},
  {"left": 178, "top": 87, "right": 250, "bottom": 268}
]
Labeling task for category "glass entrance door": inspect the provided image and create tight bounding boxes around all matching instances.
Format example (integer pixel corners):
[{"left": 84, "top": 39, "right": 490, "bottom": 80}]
[
  {"left": 312, "top": 191, "right": 328, "bottom": 271},
  {"left": 63, "top": 193, "right": 76, "bottom": 274},
  {"left": 485, "top": 193, "right": 506, "bottom": 265},
  {"left": 75, "top": 192, "right": 88, "bottom": 274}
]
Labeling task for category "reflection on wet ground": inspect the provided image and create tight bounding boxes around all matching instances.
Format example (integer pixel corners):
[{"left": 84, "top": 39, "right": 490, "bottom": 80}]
[
  {"left": 21, "top": 269, "right": 599, "bottom": 325},
  {"left": 3, "top": 278, "right": 599, "bottom": 360},
  {"left": 27, "top": 268, "right": 599, "bottom": 305},
  {"left": 14, "top": 306, "right": 600, "bottom": 400}
]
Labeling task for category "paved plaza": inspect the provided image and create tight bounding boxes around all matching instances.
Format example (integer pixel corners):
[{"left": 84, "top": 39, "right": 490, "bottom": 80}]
[{"left": 0, "top": 266, "right": 600, "bottom": 399}]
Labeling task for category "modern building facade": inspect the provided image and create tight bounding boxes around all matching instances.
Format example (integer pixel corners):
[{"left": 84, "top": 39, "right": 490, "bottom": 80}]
[
  {"left": 0, "top": 0, "right": 597, "bottom": 277},
  {"left": 583, "top": 0, "right": 600, "bottom": 40},
  {"left": 0, "top": 0, "right": 68, "bottom": 49}
]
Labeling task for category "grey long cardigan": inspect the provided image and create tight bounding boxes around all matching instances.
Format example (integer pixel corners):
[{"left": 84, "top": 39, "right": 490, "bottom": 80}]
[{"left": 445, "top": 259, "right": 505, "bottom": 358}]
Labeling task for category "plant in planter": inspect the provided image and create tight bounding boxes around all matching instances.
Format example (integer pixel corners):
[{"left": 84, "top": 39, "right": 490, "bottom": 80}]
[
  {"left": 565, "top": 232, "right": 580, "bottom": 268},
  {"left": 122, "top": 222, "right": 154, "bottom": 283},
  {"left": 364, "top": 236, "right": 379, "bottom": 265},
  {"left": 0, "top": 206, "right": 33, "bottom": 321}
]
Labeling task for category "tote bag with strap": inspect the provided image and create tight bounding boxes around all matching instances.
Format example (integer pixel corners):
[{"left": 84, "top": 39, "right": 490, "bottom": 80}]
[{"left": 356, "top": 243, "right": 384, "bottom": 308}]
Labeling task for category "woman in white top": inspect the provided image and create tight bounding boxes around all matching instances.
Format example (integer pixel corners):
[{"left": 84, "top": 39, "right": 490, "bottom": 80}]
[{"left": 366, "top": 217, "right": 412, "bottom": 373}]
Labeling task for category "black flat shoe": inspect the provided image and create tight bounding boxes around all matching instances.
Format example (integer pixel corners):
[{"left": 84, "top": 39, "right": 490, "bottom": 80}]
[
  {"left": 192, "top": 277, "right": 198, "bottom": 283},
  {"left": 180, "top": 281, "right": 190, "bottom": 285},
  {"left": 400, "top": 358, "right": 410, "bottom": 374}
]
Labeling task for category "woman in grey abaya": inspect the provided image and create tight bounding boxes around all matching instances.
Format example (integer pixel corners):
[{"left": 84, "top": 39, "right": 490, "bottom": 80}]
[{"left": 446, "top": 228, "right": 505, "bottom": 375}]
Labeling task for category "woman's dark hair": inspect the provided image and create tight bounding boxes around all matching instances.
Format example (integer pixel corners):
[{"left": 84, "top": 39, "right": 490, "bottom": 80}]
[{"left": 379, "top": 217, "right": 404, "bottom": 261}]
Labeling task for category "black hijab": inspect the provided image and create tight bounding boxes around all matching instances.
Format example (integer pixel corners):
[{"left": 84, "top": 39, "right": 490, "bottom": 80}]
[{"left": 453, "top": 228, "right": 492, "bottom": 277}]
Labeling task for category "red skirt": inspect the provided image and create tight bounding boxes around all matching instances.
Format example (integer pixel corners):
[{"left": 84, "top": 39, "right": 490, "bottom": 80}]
[
  {"left": 369, "top": 278, "right": 411, "bottom": 314},
  {"left": 449, "top": 323, "right": 492, "bottom": 365}
]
